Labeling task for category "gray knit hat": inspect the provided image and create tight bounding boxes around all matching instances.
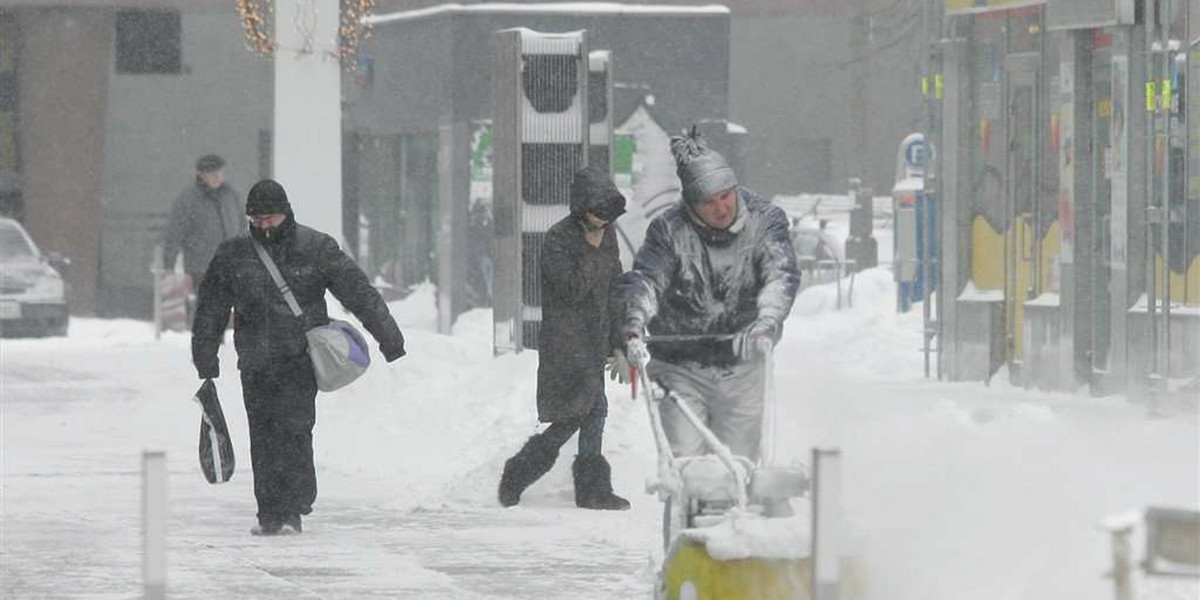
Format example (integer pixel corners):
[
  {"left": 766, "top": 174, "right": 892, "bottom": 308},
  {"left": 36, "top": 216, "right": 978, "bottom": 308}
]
[
  {"left": 195, "top": 154, "right": 225, "bottom": 174},
  {"left": 670, "top": 128, "right": 737, "bottom": 206}
]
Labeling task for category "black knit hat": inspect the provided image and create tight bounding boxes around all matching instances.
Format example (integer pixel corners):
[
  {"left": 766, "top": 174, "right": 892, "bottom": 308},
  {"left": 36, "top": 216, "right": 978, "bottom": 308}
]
[
  {"left": 195, "top": 154, "right": 225, "bottom": 174},
  {"left": 670, "top": 127, "right": 737, "bottom": 206},
  {"left": 245, "top": 179, "right": 292, "bottom": 216}
]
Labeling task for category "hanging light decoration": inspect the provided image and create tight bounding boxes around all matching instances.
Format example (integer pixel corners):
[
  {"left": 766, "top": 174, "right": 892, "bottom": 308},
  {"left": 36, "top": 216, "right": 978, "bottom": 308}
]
[
  {"left": 236, "top": 0, "right": 374, "bottom": 71},
  {"left": 338, "top": 0, "right": 375, "bottom": 70},
  {"left": 236, "top": 0, "right": 276, "bottom": 56}
]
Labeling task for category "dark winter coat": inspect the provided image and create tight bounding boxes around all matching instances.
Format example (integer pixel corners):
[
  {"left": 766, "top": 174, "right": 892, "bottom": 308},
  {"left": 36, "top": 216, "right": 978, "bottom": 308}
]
[
  {"left": 164, "top": 179, "right": 244, "bottom": 279},
  {"left": 614, "top": 186, "right": 800, "bottom": 367},
  {"left": 535, "top": 174, "right": 625, "bottom": 423},
  {"left": 191, "top": 217, "right": 406, "bottom": 378}
]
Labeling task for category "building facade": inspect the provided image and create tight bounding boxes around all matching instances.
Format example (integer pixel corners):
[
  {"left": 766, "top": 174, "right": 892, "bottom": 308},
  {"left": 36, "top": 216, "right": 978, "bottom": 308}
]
[{"left": 935, "top": 0, "right": 1200, "bottom": 396}]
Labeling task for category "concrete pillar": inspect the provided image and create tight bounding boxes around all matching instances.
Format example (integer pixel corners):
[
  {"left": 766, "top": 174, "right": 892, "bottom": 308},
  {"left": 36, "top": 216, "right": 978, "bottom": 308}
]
[
  {"left": 17, "top": 8, "right": 113, "bottom": 315},
  {"left": 273, "top": 0, "right": 341, "bottom": 243},
  {"left": 1109, "top": 25, "right": 1149, "bottom": 394},
  {"left": 1066, "top": 31, "right": 1094, "bottom": 389}
]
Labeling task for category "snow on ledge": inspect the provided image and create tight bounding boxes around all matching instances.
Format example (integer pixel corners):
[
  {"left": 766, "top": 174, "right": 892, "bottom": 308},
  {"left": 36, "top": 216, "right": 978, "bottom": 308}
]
[
  {"left": 1024, "top": 292, "right": 1060, "bottom": 308},
  {"left": 1129, "top": 293, "right": 1200, "bottom": 316},
  {"left": 369, "top": 3, "right": 731, "bottom": 25},
  {"left": 958, "top": 280, "right": 1004, "bottom": 302},
  {"left": 675, "top": 509, "right": 811, "bottom": 561}
]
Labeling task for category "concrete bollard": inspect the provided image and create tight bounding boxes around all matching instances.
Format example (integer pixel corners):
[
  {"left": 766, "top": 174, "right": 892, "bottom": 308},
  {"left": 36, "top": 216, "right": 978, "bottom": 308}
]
[
  {"left": 142, "top": 450, "right": 167, "bottom": 600},
  {"left": 812, "top": 447, "right": 843, "bottom": 600}
]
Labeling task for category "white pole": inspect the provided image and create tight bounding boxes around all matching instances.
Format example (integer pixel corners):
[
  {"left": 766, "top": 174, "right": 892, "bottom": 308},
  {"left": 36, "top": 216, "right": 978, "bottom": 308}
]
[
  {"left": 142, "top": 450, "right": 167, "bottom": 600},
  {"left": 1110, "top": 523, "right": 1136, "bottom": 600},
  {"left": 811, "top": 447, "right": 842, "bottom": 600},
  {"left": 151, "top": 245, "right": 163, "bottom": 340},
  {"left": 274, "top": 0, "right": 343, "bottom": 243}
]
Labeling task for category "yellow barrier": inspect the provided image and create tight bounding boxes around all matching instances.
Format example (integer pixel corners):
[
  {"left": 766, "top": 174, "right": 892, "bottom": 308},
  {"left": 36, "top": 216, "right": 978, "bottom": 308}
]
[
  {"left": 663, "top": 541, "right": 811, "bottom": 600},
  {"left": 1152, "top": 256, "right": 1200, "bottom": 305}
]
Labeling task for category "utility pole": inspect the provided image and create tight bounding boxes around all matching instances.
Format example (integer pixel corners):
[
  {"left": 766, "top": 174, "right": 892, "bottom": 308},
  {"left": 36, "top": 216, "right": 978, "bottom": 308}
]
[
  {"left": 920, "top": 0, "right": 942, "bottom": 379},
  {"left": 849, "top": 0, "right": 870, "bottom": 182},
  {"left": 1159, "top": 0, "right": 1175, "bottom": 390}
]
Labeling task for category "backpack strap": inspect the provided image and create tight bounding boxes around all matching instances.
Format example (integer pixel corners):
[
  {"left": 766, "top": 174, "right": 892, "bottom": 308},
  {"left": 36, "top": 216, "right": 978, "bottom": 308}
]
[{"left": 251, "top": 240, "right": 304, "bottom": 318}]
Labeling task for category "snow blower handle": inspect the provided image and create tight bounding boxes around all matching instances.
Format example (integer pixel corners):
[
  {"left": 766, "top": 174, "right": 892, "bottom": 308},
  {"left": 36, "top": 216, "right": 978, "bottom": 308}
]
[{"left": 626, "top": 335, "right": 650, "bottom": 400}]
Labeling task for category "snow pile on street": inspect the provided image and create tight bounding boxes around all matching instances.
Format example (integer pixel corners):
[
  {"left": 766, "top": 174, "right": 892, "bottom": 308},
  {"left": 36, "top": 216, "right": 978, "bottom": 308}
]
[{"left": 3, "top": 265, "right": 1197, "bottom": 599}]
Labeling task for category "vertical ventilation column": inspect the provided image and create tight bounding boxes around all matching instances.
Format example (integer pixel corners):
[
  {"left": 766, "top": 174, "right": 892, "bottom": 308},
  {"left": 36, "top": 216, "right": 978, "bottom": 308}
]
[{"left": 490, "top": 28, "right": 589, "bottom": 353}]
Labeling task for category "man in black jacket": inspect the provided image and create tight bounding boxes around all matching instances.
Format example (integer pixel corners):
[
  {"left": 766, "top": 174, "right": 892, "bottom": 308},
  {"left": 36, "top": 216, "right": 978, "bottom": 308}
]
[
  {"left": 497, "top": 167, "right": 630, "bottom": 511},
  {"left": 192, "top": 179, "right": 406, "bottom": 535}
]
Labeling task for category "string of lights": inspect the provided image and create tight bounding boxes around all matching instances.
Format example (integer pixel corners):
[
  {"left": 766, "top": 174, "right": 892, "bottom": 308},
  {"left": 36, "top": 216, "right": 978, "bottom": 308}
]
[{"left": 236, "top": 0, "right": 374, "bottom": 70}]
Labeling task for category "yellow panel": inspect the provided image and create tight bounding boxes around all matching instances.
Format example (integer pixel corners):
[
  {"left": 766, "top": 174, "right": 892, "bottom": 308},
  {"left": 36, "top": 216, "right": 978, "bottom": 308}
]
[
  {"left": 1011, "top": 218, "right": 1034, "bottom": 361},
  {"left": 1040, "top": 221, "right": 1062, "bottom": 294},
  {"left": 1153, "top": 255, "right": 1200, "bottom": 305},
  {"left": 664, "top": 541, "right": 811, "bottom": 600},
  {"left": 972, "top": 216, "right": 1006, "bottom": 291}
]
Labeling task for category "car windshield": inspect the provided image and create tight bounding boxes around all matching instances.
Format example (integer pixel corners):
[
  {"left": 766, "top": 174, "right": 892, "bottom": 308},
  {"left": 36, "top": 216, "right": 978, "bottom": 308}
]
[{"left": 0, "top": 223, "right": 38, "bottom": 262}]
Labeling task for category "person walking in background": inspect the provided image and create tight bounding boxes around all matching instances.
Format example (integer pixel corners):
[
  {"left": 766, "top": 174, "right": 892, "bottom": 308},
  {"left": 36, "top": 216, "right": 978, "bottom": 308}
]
[
  {"left": 163, "top": 154, "right": 244, "bottom": 327},
  {"left": 615, "top": 129, "right": 800, "bottom": 461},
  {"left": 497, "top": 167, "right": 632, "bottom": 511},
  {"left": 191, "top": 179, "right": 407, "bottom": 536}
]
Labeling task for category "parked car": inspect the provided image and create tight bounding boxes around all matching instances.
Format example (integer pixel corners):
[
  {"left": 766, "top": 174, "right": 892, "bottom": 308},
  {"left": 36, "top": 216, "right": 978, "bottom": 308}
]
[{"left": 0, "top": 217, "right": 68, "bottom": 337}]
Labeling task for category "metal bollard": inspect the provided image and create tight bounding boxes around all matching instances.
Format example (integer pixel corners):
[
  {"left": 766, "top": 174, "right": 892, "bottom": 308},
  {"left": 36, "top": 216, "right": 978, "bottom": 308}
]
[
  {"left": 142, "top": 451, "right": 167, "bottom": 600},
  {"left": 812, "top": 447, "right": 843, "bottom": 600}
]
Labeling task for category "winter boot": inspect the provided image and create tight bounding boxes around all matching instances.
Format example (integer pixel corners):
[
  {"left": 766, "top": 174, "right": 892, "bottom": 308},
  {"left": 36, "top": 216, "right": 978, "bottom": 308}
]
[
  {"left": 281, "top": 514, "right": 303, "bottom": 534},
  {"left": 573, "top": 455, "right": 631, "bottom": 511},
  {"left": 250, "top": 517, "right": 283, "bottom": 536},
  {"left": 498, "top": 435, "right": 559, "bottom": 507}
]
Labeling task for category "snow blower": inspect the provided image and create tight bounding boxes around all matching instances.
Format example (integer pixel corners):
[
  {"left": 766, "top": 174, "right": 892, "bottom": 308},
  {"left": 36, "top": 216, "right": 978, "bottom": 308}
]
[{"left": 631, "top": 337, "right": 814, "bottom": 600}]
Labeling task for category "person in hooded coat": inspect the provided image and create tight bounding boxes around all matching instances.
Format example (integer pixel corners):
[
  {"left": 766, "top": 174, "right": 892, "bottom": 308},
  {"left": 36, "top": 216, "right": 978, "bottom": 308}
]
[
  {"left": 191, "top": 179, "right": 407, "bottom": 535},
  {"left": 497, "top": 167, "right": 631, "bottom": 511},
  {"left": 614, "top": 130, "right": 800, "bottom": 461}
]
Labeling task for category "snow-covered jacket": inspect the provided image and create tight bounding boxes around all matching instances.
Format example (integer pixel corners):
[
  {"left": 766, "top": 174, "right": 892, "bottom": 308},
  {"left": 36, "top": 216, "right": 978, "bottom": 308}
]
[
  {"left": 163, "top": 180, "right": 244, "bottom": 279},
  {"left": 536, "top": 170, "right": 625, "bottom": 423},
  {"left": 191, "top": 217, "right": 405, "bottom": 378},
  {"left": 614, "top": 187, "right": 800, "bottom": 367}
]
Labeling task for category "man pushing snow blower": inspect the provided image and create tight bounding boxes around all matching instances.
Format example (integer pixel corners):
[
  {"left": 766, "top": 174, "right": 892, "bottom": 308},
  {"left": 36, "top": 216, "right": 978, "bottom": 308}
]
[
  {"left": 614, "top": 127, "right": 800, "bottom": 464},
  {"left": 613, "top": 128, "right": 807, "bottom": 600}
]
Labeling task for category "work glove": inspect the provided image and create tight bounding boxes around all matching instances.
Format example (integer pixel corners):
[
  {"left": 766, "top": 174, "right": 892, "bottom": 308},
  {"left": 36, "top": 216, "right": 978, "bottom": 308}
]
[
  {"left": 734, "top": 318, "right": 777, "bottom": 362},
  {"left": 606, "top": 351, "right": 631, "bottom": 384},
  {"left": 625, "top": 334, "right": 650, "bottom": 369}
]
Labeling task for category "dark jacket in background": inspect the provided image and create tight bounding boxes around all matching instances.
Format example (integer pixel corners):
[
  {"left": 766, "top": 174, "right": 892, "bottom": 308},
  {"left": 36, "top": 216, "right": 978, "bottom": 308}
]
[
  {"left": 614, "top": 186, "right": 800, "bottom": 367},
  {"left": 164, "top": 180, "right": 244, "bottom": 279},
  {"left": 191, "top": 218, "right": 405, "bottom": 378},
  {"left": 536, "top": 170, "right": 624, "bottom": 423}
]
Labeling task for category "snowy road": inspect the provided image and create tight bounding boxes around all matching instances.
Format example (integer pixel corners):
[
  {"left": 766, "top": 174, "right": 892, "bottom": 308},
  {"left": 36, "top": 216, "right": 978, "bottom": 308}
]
[{"left": 2, "top": 274, "right": 1197, "bottom": 599}]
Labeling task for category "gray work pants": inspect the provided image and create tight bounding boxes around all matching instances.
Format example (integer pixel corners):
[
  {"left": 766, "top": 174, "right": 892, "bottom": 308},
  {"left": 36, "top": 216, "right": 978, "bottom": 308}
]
[{"left": 648, "top": 359, "right": 766, "bottom": 461}]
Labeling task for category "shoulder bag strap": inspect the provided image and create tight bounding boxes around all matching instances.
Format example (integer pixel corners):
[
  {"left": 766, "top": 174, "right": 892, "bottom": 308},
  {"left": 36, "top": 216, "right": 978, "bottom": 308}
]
[{"left": 251, "top": 240, "right": 304, "bottom": 318}]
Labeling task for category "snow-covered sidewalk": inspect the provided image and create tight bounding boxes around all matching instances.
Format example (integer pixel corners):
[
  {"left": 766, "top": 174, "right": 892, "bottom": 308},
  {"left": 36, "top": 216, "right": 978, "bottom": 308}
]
[{"left": 2, "top": 274, "right": 1197, "bottom": 599}]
